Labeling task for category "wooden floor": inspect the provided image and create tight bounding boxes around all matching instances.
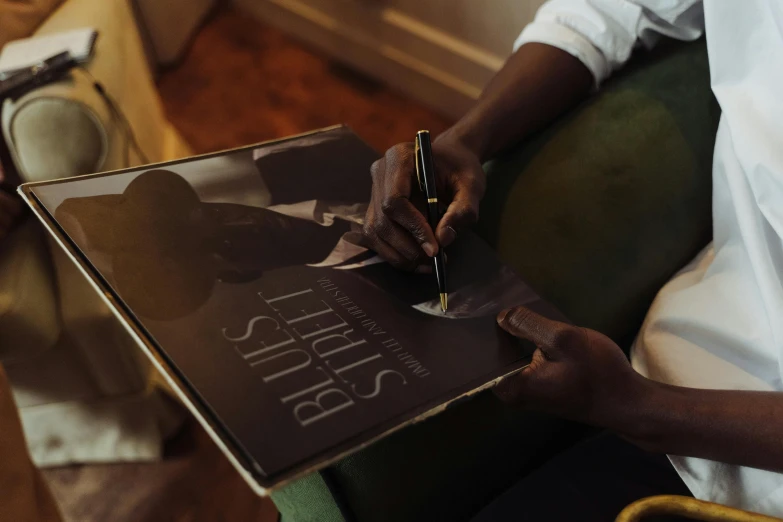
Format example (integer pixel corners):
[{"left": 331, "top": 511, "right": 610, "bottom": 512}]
[
  {"left": 43, "top": 6, "right": 452, "bottom": 522},
  {"left": 157, "top": 6, "right": 452, "bottom": 156}
]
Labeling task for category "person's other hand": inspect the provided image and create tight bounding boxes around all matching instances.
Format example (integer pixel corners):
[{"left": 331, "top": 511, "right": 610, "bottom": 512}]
[
  {"left": 0, "top": 189, "right": 22, "bottom": 242},
  {"left": 493, "top": 306, "right": 645, "bottom": 427},
  {"left": 362, "top": 134, "right": 486, "bottom": 272}
]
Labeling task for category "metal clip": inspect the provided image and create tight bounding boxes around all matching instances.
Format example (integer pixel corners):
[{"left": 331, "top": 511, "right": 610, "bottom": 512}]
[{"left": 414, "top": 135, "right": 424, "bottom": 192}]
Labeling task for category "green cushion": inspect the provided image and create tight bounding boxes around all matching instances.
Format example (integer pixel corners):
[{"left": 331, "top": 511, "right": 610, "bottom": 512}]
[
  {"left": 272, "top": 472, "right": 347, "bottom": 522},
  {"left": 273, "top": 38, "right": 720, "bottom": 522},
  {"left": 478, "top": 38, "right": 720, "bottom": 348}
]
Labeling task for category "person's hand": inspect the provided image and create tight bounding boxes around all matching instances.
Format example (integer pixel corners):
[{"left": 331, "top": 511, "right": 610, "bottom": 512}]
[
  {"left": 0, "top": 189, "right": 22, "bottom": 242},
  {"left": 362, "top": 133, "right": 486, "bottom": 272},
  {"left": 493, "top": 306, "right": 646, "bottom": 428}
]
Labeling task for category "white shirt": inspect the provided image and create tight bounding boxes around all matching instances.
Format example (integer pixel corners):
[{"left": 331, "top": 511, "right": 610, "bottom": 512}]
[{"left": 517, "top": 0, "right": 783, "bottom": 515}]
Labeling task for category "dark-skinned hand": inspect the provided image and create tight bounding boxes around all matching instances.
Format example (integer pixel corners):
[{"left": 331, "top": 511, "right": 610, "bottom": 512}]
[
  {"left": 493, "top": 306, "right": 645, "bottom": 428},
  {"left": 362, "top": 133, "right": 486, "bottom": 272}
]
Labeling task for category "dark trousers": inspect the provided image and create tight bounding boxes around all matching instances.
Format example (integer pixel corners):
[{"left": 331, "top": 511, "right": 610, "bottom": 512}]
[{"left": 471, "top": 432, "right": 692, "bottom": 522}]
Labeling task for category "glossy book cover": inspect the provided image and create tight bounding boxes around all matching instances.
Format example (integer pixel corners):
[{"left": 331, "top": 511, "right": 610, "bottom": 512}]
[{"left": 21, "top": 126, "right": 565, "bottom": 492}]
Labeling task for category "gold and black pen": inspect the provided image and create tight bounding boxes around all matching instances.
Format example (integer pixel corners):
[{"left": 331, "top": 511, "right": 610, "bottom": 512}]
[{"left": 414, "top": 130, "right": 448, "bottom": 313}]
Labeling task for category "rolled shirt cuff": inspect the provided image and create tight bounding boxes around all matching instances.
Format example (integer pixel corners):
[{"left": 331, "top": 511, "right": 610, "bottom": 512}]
[{"left": 514, "top": 20, "right": 611, "bottom": 87}]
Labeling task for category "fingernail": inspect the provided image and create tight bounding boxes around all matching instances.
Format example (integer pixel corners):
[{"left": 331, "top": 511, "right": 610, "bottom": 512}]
[
  {"left": 422, "top": 242, "right": 436, "bottom": 257},
  {"left": 415, "top": 265, "right": 433, "bottom": 274},
  {"left": 440, "top": 226, "right": 457, "bottom": 247},
  {"left": 497, "top": 308, "right": 510, "bottom": 323}
]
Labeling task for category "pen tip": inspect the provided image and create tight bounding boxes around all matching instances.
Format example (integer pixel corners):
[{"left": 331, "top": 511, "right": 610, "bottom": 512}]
[{"left": 440, "top": 293, "right": 448, "bottom": 313}]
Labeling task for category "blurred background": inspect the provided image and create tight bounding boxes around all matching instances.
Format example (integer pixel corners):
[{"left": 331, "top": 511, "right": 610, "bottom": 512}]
[
  {"left": 146, "top": 0, "right": 546, "bottom": 150},
  {"left": 0, "top": 0, "right": 546, "bottom": 520}
]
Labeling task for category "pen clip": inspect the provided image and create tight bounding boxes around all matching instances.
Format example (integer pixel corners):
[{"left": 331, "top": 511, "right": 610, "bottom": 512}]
[{"left": 414, "top": 135, "right": 424, "bottom": 193}]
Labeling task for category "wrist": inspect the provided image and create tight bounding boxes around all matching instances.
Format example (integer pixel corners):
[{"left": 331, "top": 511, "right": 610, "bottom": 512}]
[
  {"left": 436, "top": 120, "right": 488, "bottom": 163},
  {"left": 609, "top": 376, "right": 680, "bottom": 452},
  {"left": 594, "top": 372, "right": 665, "bottom": 446}
]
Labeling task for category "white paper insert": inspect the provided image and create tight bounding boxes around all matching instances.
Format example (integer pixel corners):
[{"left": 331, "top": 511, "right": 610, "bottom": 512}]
[{"left": 0, "top": 28, "right": 97, "bottom": 75}]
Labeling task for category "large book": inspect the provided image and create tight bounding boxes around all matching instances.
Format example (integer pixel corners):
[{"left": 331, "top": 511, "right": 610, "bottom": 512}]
[{"left": 20, "top": 126, "right": 565, "bottom": 494}]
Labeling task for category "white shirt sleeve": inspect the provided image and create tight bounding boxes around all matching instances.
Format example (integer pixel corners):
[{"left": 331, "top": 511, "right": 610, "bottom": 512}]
[{"left": 515, "top": 0, "right": 704, "bottom": 85}]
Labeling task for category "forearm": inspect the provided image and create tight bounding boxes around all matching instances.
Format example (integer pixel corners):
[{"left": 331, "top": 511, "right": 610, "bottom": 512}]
[
  {"left": 438, "top": 42, "right": 593, "bottom": 162},
  {"left": 363, "top": 43, "right": 595, "bottom": 266},
  {"left": 611, "top": 377, "right": 783, "bottom": 472}
]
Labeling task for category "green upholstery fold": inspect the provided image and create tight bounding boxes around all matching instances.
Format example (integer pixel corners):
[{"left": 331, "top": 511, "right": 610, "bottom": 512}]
[
  {"left": 272, "top": 473, "right": 347, "bottom": 522},
  {"left": 478, "top": 38, "right": 720, "bottom": 347}
]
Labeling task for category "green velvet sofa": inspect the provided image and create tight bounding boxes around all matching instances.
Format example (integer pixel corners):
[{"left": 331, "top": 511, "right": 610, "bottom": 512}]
[{"left": 272, "top": 37, "right": 721, "bottom": 522}]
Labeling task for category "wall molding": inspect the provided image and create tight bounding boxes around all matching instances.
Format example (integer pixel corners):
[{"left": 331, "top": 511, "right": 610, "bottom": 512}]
[
  {"left": 380, "top": 9, "right": 505, "bottom": 73},
  {"left": 233, "top": 0, "right": 508, "bottom": 119}
]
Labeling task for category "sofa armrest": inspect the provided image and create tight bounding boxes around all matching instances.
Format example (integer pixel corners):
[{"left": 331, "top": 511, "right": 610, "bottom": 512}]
[
  {"left": 1, "top": 82, "right": 109, "bottom": 182},
  {"left": 1, "top": 0, "right": 170, "bottom": 183},
  {"left": 0, "top": 0, "right": 174, "bottom": 360}
]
